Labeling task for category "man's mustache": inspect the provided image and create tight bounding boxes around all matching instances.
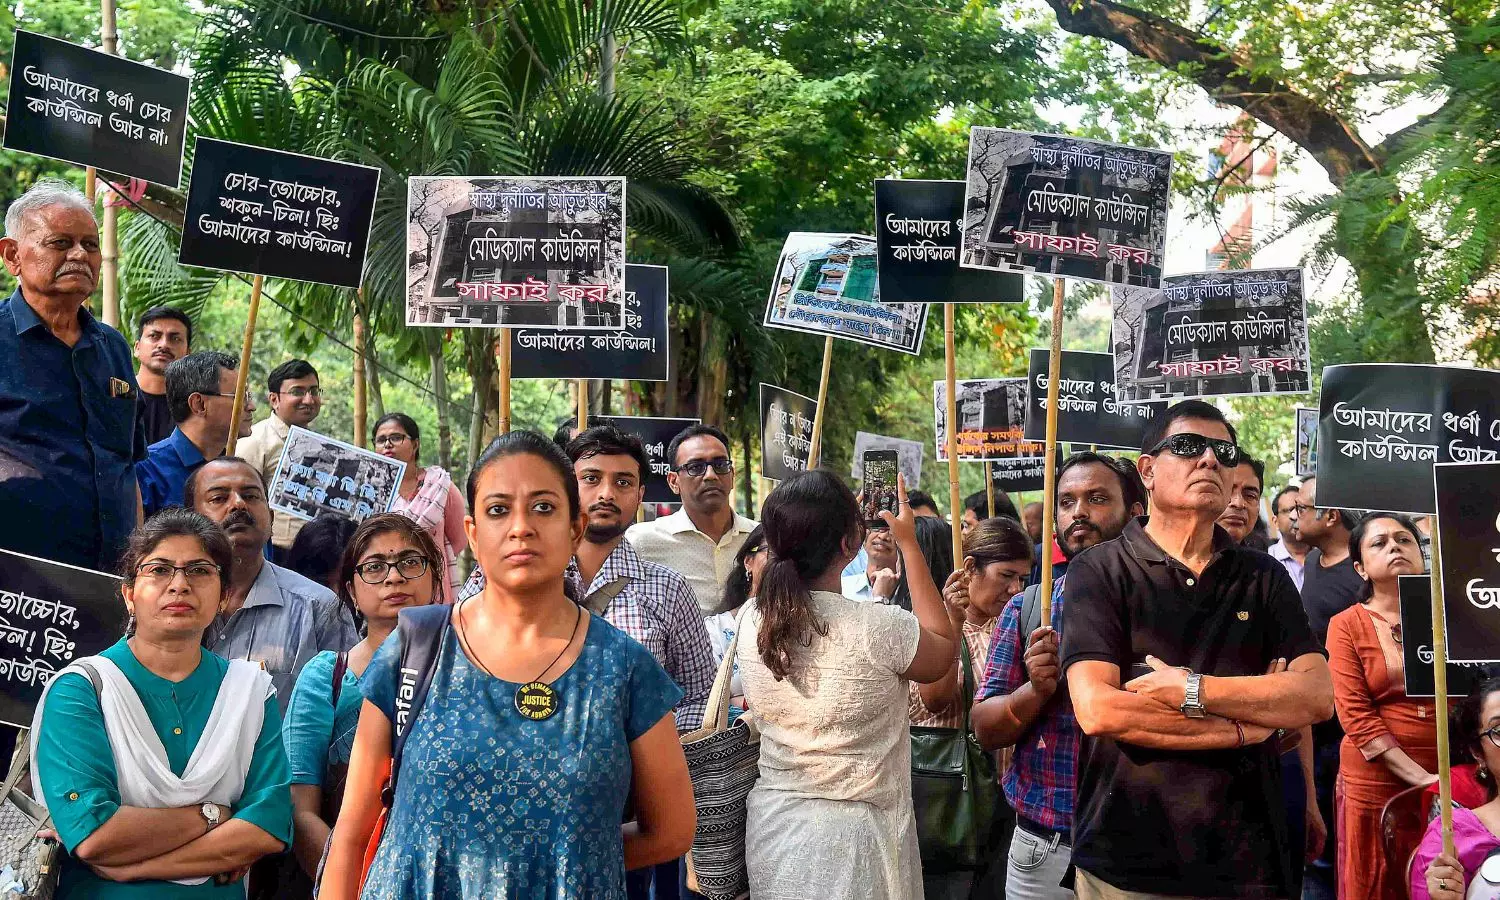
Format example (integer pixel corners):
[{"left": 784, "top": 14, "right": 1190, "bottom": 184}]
[
  {"left": 224, "top": 510, "right": 256, "bottom": 530},
  {"left": 589, "top": 502, "right": 620, "bottom": 515}
]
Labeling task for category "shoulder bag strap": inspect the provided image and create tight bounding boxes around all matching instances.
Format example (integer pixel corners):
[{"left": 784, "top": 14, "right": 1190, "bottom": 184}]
[
  {"left": 583, "top": 576, "right": 631, "bottom": 616},
  {"left": 330, "top": 651, "right": 349, "bottom": 709},
  {"left": 383, "top": 606, "right": 449, "bottom": 807},
  {"left": 1018, "top": 583, "right": 1043, "bottom": 645},
  {"left": 687, "top": 604, "right": 753, "bottom": 740}
]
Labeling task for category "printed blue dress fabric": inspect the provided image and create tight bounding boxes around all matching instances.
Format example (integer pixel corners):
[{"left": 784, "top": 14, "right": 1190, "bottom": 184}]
[{"left": 359, "top": 611, "right": 682, "bottom": 899}]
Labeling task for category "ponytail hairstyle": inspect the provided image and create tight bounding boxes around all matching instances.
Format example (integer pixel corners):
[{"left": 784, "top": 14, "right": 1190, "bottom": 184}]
[
  {"left": 756, "top": 471, "right": 861, "bottom": 681},
  {"left": 891, "top": 516, "right": 955, "bottom": 612}
]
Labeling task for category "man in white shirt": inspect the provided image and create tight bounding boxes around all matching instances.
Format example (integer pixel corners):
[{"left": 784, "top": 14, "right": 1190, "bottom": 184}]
[
  {"left": 842, "top": 526, "right": 901, "bottom": 602},
  {"left": 625, "top": 424, "right": 757, "bottom": 615},
  {"left": 1268, "top": 484, "right": 1308, "bottom": 591},
  {"left": 235, "top": 359, "right": 322, "bottom": 562}
]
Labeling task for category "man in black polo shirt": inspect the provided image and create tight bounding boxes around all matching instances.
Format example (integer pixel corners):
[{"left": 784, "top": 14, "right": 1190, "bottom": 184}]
[{"left": 1062, "top": 400, "right": 1334, "bottom": 900}]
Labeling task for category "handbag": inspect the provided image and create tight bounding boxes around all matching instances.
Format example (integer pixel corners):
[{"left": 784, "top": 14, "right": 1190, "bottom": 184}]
[
  {"left": 909, "top": 633, "right": 999, "bottom": 873},
  {"left": 680, "top": 606, "right": 759, "bottom": 900}
]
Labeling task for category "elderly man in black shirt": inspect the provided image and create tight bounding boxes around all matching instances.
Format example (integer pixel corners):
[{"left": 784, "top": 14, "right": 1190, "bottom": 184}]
[{"left": 1062, "top": 400, "right": 1334, "bottom": 900}]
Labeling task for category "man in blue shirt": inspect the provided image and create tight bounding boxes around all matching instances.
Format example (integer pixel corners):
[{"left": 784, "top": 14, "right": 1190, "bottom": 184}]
[
  {"left": 137, "top": 350, "right": 254, "bottom": 518},
  {"left": 0, "top": 179, "right": 145, "bottom": 571}
]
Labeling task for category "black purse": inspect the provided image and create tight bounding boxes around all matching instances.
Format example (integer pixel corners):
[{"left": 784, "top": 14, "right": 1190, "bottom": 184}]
[{"left": 909, "top": 635, "right": 999, "bottom": 873}]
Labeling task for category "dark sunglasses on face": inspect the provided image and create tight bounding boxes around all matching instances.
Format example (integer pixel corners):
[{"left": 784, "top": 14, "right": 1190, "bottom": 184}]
[
  {"left": 676, "top": 458, "right": 734, "bottom": 478},
  {"left": 1147, "top": 433, "right": 1242, "bottom": 467}
]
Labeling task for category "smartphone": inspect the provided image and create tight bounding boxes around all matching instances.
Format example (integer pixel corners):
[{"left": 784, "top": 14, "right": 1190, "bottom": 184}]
[{"left": 861, "top": 450, "right": 900, "bottom": 528}]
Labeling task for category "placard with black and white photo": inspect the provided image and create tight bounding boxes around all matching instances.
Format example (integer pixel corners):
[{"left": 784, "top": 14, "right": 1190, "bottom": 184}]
[
  {"left": 1296, "top": 406, "right": 1319, "bottom": 478},
  {"left": 596, "top": 416, "right": 701, "bottom": 504},
  {"left": 874, "top": 179, "right": 1024, "bottom": 304},
  {"left": 960, "top": 128, "right": 1172, "bottom": 288},
  {"left": 934, "top": 378, "right": 1042, "bottom": 462},
  {"left": 763, "top": 232, "right": 929, "bottom": 355},
  {"left": 759, "top": 384, "right": 819, "bottom": 481},
  {"left": 1400, "top": 575, "right": 1488, "bottom": 698},
  {"left": 1111, "top": 268, "right": 1311, "bottom": 403},
  {"left": 178, "top": 138, "right": 380, "bottom": 288},
  {"left": 512, "top": 264, "right": 669, "bottom": 381},
  {"left": 850, "top": 432, "right": 924, "bottom": 490},
  {"left": 406, "top": 176, "right": 626, "bottom": 329},
  {"left": 268, "top": 426, "right": 405, "bottom": 524},
  {"left": 1434, "top": 460, "right": 1500, "bottom": 663},
  {"left": 1024, "top": 349, "right": 1165, "bottom": 450}
]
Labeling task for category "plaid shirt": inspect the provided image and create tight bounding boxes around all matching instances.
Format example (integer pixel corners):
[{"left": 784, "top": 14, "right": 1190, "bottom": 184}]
[{"left": 977, "top": 576, "right": 1077, "bottom": 832}]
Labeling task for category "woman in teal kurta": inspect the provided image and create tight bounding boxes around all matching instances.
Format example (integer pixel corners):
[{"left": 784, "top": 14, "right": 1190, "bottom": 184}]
[{"left": 31, "top": 508, "right": 292, "bottom": 898}]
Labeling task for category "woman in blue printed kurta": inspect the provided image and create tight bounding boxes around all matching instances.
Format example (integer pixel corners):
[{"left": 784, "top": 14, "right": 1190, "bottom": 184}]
[
  {"left": 31, "top": 508, "right": 292, "bottom": 899},
  {"left": 320, "top": 431, "right": 695, "bottom": 900}
]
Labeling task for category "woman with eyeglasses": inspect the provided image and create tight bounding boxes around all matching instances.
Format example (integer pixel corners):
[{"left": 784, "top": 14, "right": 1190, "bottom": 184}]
[
  {"left": 30, "top": 508, "right": 292, "bottom": 898},
  {"left": 275, "top": 514, "right": 443, "bottom": 894},
  {"left": 374, "top": 413, "right": 467, "bottom": 596},
  {"left": 706, "top": 525, "right": 768, "bottom": 714},
  {"left": 1327, "top": 512, "right": 1447, "bottom": 900},
  {"left": 1414, "top": 676, "right": 1500, "bottom": 900}
]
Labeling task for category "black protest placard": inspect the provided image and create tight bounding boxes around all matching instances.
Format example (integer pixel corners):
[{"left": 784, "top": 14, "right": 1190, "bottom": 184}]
[
  {"left": 1111, "top": 268, "right": 1312, "bottom": 403},
  {"left": 759, "top": 384, "right": 818, "bottom": 481},
  {"left": 990, "top": 451, "right": 1061, "bottom": 494},
  {"left": 268, "top": 426, "right": 406, "bottom": 523},
  {"left": 851, "top": 432, "right": 924, "bottom": 490},
  {"left": 406, "top": 176, "right": 626, "bottom": 329},
  {"left": 763, "top": 232, "right": 929, "bottom": 355},
  {"left": 1296, "top": 407, "right": 1318, "bottom": 478},
  {"left": 934, "top": 378, "right": 1043, "bottom": 462},
  {"left": 873, "top": 180, "right": 1024, "bottom": 304},
  {"left": 1400, "top": 575, "right": 1490, "bottom": 697},
  {"left": 0, "top": 549, "right": 128, "bottom": 728},
  {"left": 1316, "top": 364, "right": 1500, "bottom": 515},
  {"left": 596, "top": 416, "right": 700, "bottom": 504},
  {"left": 513, "top": 264, "right": 669, "bottom": 381},
  {"left": 4, "top": 30, "right": 190, "bottom": 186},
  {"left": 1024, "top": 349, "right": 1165, "bottom": 450},
  {"left": 178, "top": 138, "right": 379, "bottom": 288},
  {"left": 1434, "top": 461, "right": 1500, "bottom": 663},
  {"left": 960, "top": 129, "right": 1172, "bottom": 289}
]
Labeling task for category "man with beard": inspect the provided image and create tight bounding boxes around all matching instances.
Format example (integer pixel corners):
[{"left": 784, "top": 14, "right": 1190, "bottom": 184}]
[
  {"left": 187, "top": 457, "right": 356, "bottom": 710},
  {"left": 132, "top": 306, "right": 191, "bottom": 445},
  {"left": 238, "top": 359, "right": 323, "bottom": 562},
  {"left": 627, "top": 424, "right": 758, "bottom": 615},
  {"left": 971, "top": 452, "right": 1146, "bottom": 900},
  {"left": 0, "top": 180, "right": 146, "bottom": 571}
]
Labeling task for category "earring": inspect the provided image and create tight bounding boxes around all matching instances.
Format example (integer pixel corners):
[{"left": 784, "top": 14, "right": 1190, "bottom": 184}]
[{"left": 1480, "top": 764, "right": 1491, "bottom": 784}]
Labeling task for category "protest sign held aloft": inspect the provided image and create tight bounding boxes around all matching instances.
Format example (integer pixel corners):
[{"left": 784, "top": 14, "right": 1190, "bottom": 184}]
[
  {"left": 960, "top": 128, "right": 1172, "bottom": 289},
  {"left": 1111, "top": 268, "right": 1311, "bottom": 403},
  {"left": 991, "top": 452, "right": 1060, "bottom": 494},
  {"left": 1024, "top": 349, "right": 1164, "bottom": 450},
  {"left": 0, "top": 549, "right": 127, "bottom": 728},
  {"left": 873, "top": 179, "right": 1024, "bottom": 304},
  {"left": 850, "top": 432, "right": 924, "bottom": 490},
  {"left": 934, "top": 378, "right": 1042, "bottom": 462},
  {"left": 763, "top": 232, "right": 930, "bottom": 355},
  {"left": 596, "top": 416, "right": 701, "bottom": 504},
  {"left": 512, "top": 264, "right": 669, "bottom": 381},
  {"left": 4, "top": 30, "right": 190, "bottom": 186},
  {"left": 1434, "top": 461, "right": 1500, "bottom": 663},
  {"left": 1296, "top": 407, "right": 1318, "bottom": 477},
  {"left": 759, "top": 384, "right": 819, "bottom": 481},
  {"left": 1399, "top": 575, "right": 1487, "bottom": 697},
  {"left": 1316, "top": 363, "right": 1500, "bottom": 514},
  {"left": 406, "top": 176, "right": 626, "bottom": 330},
  {"left": 268, "top": 426, "right": 406, "bottom": 524},
  {"left": 178, "top": 137, "right": 380, "bottom": 289}
]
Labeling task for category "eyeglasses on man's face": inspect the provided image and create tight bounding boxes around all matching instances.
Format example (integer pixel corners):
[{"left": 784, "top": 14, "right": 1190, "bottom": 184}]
[
  {"left": 277, "top": 387, "right": 322, "bottom": 400},
  {"left": 355, "top": 555, "right": 430, "bottom": 584},
  {"left": 676, "top": 458, "right": 733, "bottom": 478}
]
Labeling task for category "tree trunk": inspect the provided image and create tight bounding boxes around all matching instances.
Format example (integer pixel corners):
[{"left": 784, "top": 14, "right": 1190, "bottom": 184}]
[
  {"left": 427, "top": 330, "right": 454, "bottom": 471},
  {"left": 365, "top": 334, "right": 386, "bottom": 421},
  {"left": 465, "top": 333, "right": 497, "bottom": 473},
  {"left": 740, "top": 429, "right": 754, "bottom": 518}
]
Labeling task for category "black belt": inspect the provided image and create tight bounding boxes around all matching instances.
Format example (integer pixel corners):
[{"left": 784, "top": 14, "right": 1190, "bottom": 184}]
[{"left": 1016, "top": 814, "right": 1071, "bottom": 847}]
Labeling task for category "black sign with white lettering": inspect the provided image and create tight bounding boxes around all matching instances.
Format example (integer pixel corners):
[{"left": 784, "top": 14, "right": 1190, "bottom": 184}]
[
  {"left": 759, "top": 384, "right": 818, "bottom": 481},
  {"left": 873, "top": 180, "right": 1024, "bottom": 304},
  {"left": 1024, "top": 349, "right": 1165, "bottom": 450},
  {"left": 178, "top": 137, "right": 380, "bottom": 288},
  {"left": 596, "top": 416, "right": 701, "bottom": 504},
  {"left": 4, "top": 30, "right": 190, "bottom": 186},
  {"left": 989, "top": 452, "right": 1061, "bottom": 494},
  {"left": 512, "top": 265, "right": 669, "bottom": 381},
  {"left": 1434, "top": 461, "right": 1500, "bottom": 663},
  {"left": 1400, "top": 575, "right": 1490, "bottom": 697}
]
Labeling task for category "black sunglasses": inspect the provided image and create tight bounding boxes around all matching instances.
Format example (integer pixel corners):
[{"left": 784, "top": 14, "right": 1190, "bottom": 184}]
[
  {"left": 1147, "top": 433, "right": 1242, "bottom": 467},
  {"left": 676, "top": 458, "right": 733, "bottom": 478}
]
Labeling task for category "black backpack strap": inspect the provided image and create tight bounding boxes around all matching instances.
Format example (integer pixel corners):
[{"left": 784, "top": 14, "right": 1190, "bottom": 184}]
[
  {"left": 382, "top": 605, "right": 450, "bottom": 807},
  {"left": 330, "top": 651, "right": 349, "bottom": 709},
  {"left": 1018, "top": 583, "right": 1044, "bottom": 646}
]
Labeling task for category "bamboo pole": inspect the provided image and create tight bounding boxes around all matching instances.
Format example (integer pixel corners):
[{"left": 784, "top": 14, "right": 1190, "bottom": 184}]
[
  {"left": 807, "top": 336, "right": 834, "bottom": 467},
  {"left": 944, "top": 304, "right": 962, "bottom": 566},
  {"left": 986, "top": 462, "right": 996, "bottom": 518},
  {"left": 352, "top": 296, "right": 367, "bottom": 449},
  {"left": 97, "top": 0, "right": 120, "bottom": 328},
  {"left": 577, "top": 378, "right": 589, "bottom": 429},
  {"left": 1430, "top": 534, "right": 1456, "bottom": 858},
  {"left": 497, "top": 329, "right": 512, "bottom": 435},
  {"left": 225, "top": 275, "right": 263, "bottom": 456},
  {"left": 1038, "top": 278, "right": 1066, "bottom": 625}
]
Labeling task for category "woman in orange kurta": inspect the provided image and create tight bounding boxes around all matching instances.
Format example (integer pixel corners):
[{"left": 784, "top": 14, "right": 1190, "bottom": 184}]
[{"left": 1328, "top": 513, "right": 1443, "bottom": 900}]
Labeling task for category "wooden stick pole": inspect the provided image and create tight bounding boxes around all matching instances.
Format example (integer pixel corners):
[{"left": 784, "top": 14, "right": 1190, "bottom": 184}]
[
  {"left": 497, "top": 329, "right": 512, "bottom": 435},
  {"left": 944, "top": 304, "right": 962, "bottom": 567},
  {"left": 1430, "top": 534, "right": 1456, "bottom": 858},
  {"left": 352, "top": 294, "right": 367, "bottom": 448},
  {"left": 225, "top": 275, "right": 263, "bottom": 457},
  {"left": 1038, "top": 278, "right": 1066, "bottom": 625},
  {"left": 96, "top": 0, "right": 120, "bottom": 327},
  {"left": 986, "top": 462, "right": 996, "bottom": 518},
  {"left": 576, "top": 378, "right": 589, "bottom": 429},
  {"left": 807, "top": 335, "right": 834, "bottom": 467}
]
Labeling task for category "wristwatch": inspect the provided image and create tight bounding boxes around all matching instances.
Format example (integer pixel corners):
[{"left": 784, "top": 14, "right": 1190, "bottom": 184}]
[
  {"left": 1180, "top": 672, "right": 1207, "bottom": 718},
  {"left": 200, "top": 802, "right": 222, "bottom": 830}
]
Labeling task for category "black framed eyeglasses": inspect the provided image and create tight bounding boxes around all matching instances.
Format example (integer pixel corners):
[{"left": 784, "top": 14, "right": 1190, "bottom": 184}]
[
  {"left": 1146, "top": 433, "right": 1242, "bottom": 467},
  {"left": 136, "top": 562, "right": 221, "bottom": 583},
  {"left": 355, "top": 555, "right": 430, "bottom": 584},
  {"left": 1483, "top": 726, "right": 1500, "bottom": 749},
  {"left": 373, "top": 434, "right": 411, "bottom": 448},
  {"left": 676, "top": 458, "right": 734, "bottom": 478}
]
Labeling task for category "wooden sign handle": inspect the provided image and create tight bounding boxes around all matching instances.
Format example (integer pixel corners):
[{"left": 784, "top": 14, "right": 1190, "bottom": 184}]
[
  {"left": 497, "top": 329, "right": 512, "bottom": 435},
  {"left": 807, "top": 336, "right": 834, "bottom": 467},
  {"left": 1038, "top": 278, "right": 1066, "bottom": 625},
  {"left": 225, "top": 275, "right": 263, "bottom": 457},
  {"left": 944, "top": 304, "right": 962, "bottom": 568},
  {"left": 1430, "top": 535, "right": 1456, "bottom": 859}
]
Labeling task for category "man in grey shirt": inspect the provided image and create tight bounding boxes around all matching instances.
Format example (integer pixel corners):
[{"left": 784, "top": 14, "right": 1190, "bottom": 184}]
[{"left": 186, "top": 456, "right": 357, "bottom": 709}]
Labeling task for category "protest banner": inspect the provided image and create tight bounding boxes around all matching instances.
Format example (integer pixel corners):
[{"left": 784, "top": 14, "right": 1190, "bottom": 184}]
[
  {"left": 1315, "top": 364, "right": 1500, "bottom": 515},
  {"left": 960, "top": 128, "right": 1172, "bottom": 289},
  {"left": 1400, "top": 576, "right": 1488, "bottom": 697},
  {"left": 0, "top": 549, "right": 128, "bottom": 729},
  {"left": 759, "top": 384, "right": 819, "bottom": 481},
  {"left": 873, "top": 179, "right": 1024, "bottom": 304},
  {"left": 1433, "top": 461, "right": 1500, "bottom": 663},
  {"left": 1024, "top": 349, "right": 1165, "bottom": 450},
  {"left": 1111, "top": 268, "right": 1311, "bottom": 403},
  {"left": 990, "top": 452, "right": 1059, "bottom": 494},
  {"left": 933, "top": 378, "right": 1042, "bottom": 462},
  {"left": 4, "top": 30, "right": 190, "bottom": 186},
  {"left": 406, "top": 176, "right": 626, "bottom": 330},
  {"left": 763, "top": 232, "right": 929, "bottom": 355},
  {"left": 268, "top": 426, "right": 406, "bottom": 524},
  {"left": 596, "top": 416, "right": 700, "bottom": 504},
  {"left": 850, "top": 432, "right": 924, "bottom": 490},
  {"left": 512, "top": 264, "right": 669, "bottom": 381},
  {"left": 1296, "top": 406, "right": 1318, "bottom": 477}
]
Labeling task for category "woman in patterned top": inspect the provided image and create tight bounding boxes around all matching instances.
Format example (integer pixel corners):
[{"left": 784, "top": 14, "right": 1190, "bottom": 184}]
[
  {"left": 321, "top": 430, "right": 695, "bottom": 900},
  {"left": 375, "top": 413, "right": 469, "bottom": 596}
]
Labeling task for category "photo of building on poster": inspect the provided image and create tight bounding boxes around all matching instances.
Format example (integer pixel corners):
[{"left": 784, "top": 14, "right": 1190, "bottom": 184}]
[
  {"left": 762, "top": 232, "right": 929, "bottom": 355},
  {"left": 933, "top": 378, "right": 1042, "bottom": 462},
  {"left": 268, "top": 426, "right": 406, "bottom": 523},
  {"left": 960, "top": 128, "right": 1172, "bottom": 289},
  {"left": 1111, "top": 268, "right": 1312, "bottom": 403},
  {"left": 405, "top": 176, "right": 626, "bottom": 329}
]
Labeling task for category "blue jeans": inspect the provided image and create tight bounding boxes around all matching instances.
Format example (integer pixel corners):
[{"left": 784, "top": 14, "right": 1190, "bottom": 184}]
[{"left": 626, "top": 859, "right": 688, "bottom": 900}]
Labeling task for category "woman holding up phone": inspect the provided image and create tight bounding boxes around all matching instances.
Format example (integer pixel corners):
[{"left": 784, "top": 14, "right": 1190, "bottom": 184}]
[{"left": 737, "top": 471, "right": 958, "bottom": 900}]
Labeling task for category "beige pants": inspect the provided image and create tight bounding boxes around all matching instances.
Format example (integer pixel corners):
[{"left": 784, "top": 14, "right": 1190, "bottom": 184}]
[{"left": 1074, "top": 868, "right": 1228, "bottom": 900}]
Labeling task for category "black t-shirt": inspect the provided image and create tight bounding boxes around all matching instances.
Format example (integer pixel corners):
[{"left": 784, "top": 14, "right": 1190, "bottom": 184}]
[
  {"left": 1301, "top": 547, "right": 1365, "bottom": 644},
  {"left": 1060, "top": 518, "right": 1323, "bottom": 900},
  {"left": 136, "top": 389, "right": 173, "bottom": 447}
]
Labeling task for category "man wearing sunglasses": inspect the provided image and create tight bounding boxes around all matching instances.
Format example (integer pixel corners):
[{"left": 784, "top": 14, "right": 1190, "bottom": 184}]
[
  {"left": 1062, "top": 400, "right": 1333, "bottom": 900},
  {"left": 627, "top": 423, "right": 758, "bottom": 615}
]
